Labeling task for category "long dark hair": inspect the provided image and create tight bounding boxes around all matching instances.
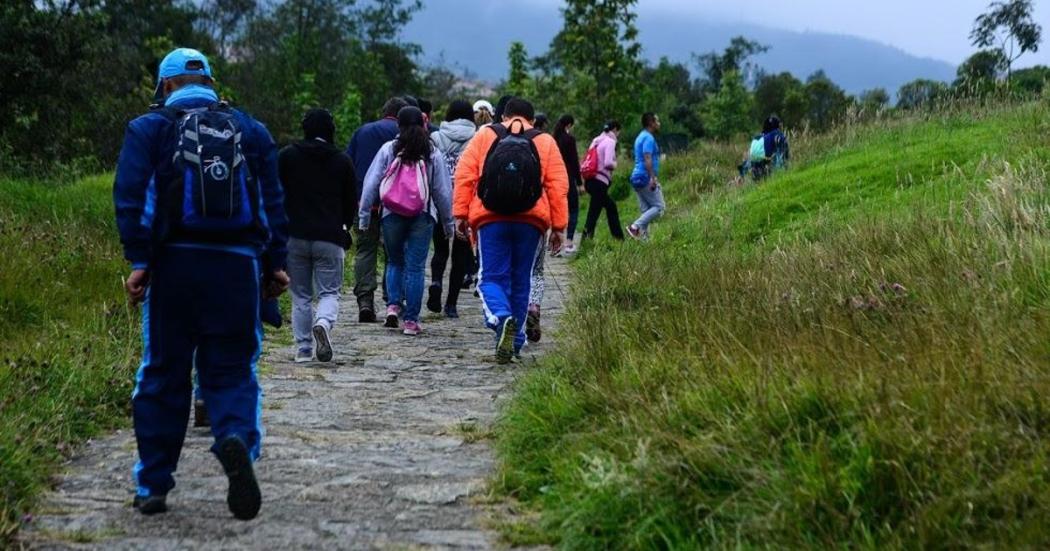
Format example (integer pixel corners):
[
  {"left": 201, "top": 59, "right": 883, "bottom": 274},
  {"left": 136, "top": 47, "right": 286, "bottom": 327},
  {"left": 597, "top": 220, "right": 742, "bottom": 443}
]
[
  {"left": 394, "top": 106, "right": 431, "bottom": 163},
  {"left": 553, "top": 114, "right": 575, "bottom": 140}
]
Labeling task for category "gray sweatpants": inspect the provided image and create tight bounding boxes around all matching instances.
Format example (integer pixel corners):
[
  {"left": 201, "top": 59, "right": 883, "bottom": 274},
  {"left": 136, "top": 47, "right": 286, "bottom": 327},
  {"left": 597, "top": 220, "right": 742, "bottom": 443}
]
[{"left": 288, "top": 237, "right": 345, "bottom": 351}]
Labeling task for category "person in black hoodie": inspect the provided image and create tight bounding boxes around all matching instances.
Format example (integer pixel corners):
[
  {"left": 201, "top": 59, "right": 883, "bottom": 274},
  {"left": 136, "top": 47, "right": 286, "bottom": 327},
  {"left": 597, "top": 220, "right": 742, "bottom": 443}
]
[{"left": 279, "top": 108, "right": 356, "bottom": 363}]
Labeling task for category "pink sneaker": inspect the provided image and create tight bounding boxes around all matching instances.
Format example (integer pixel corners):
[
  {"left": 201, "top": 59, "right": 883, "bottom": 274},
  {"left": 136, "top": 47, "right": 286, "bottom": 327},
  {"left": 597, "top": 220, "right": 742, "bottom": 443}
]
[
  {"left": 402, "top": 320, "right": 421, "bottom": 336},
  {"left": 384, "top": 305, "right": 401, "bottom": 328},
  {"left": 626, "top": 224, "right": 643, "bottom": 240}
]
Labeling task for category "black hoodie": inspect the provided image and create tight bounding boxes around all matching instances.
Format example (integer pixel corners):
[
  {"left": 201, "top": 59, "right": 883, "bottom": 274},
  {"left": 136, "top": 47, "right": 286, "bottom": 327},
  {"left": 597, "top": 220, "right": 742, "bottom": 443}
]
[{"left": 278, "top": 138, "right": 357, "bottom": 249}]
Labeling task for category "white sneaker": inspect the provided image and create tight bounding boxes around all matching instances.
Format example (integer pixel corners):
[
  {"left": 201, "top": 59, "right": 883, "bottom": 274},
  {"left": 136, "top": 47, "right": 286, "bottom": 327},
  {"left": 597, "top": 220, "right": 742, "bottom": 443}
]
[
  {"left": 564, "top": 241, "right": 577, "bottom": 254},
  {"left": 312, "top": 322, "right": 333, "bottom": 362}
]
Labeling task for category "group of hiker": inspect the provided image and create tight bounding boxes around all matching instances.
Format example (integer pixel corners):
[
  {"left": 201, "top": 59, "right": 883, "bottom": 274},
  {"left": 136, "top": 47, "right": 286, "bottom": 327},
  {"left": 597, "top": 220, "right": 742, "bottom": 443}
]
[{"left": 111, "top": 47, "right": 674, "bottom": 520}]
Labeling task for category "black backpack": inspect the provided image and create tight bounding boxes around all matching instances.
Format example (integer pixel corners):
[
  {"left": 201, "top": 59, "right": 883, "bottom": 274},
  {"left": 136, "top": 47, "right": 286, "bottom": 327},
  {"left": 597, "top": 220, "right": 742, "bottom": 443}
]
[
  {"left": 161, "top": 102, "right": 256, "bottom": 234},
  {"left": 478, "top": 122, "right": 543, "bottom": 214}
]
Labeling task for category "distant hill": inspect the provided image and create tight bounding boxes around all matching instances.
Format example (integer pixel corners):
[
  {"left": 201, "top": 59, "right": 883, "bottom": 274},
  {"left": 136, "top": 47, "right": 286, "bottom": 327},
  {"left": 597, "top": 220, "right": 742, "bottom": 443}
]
[{"left": 403, "top": 1, "right": 957, "bottom": 96}]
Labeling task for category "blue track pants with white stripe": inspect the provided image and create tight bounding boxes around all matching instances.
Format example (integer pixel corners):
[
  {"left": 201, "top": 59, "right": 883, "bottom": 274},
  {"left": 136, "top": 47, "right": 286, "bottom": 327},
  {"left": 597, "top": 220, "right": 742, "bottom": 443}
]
[
  {"left": 132, "top": 246, "right": 264, "bottom": 497},
  {"left": 476, "top": 222, "right": 542, "bottom": 352}
]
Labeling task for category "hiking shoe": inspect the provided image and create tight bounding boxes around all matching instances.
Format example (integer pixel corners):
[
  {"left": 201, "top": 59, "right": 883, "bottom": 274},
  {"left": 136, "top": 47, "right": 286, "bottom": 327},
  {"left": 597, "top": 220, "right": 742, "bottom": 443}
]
[
  {"left": 193, "top": 399, "right": 210, "bottom": 428},
  {"left": 358, "top": 308, "right": 376, "bottom": 323},
  {"left": 565, "top": 241, "right": 578, "bottom": 254},
  {"left": 525, "top": 306, "right": 542, "bottom": 343},
  {"left": 312, "top": 323, "right": 333, "bottom": 362},
  {"left": 384, "top": 305, "right": 401, "bottom": 328},
  {"left": 626, "top": 225, "right": 643, "bottom": 240},
  {"left": 444, "top": 305, "right": 459, "bottom": 319},
  {"left": 403, "top": 320, "right": 421, "bottom": 336},
  {"left": 216, "top": 436, "right": 261, "bottom": 521},
  {"left": 427, "top": 284, "right": 442, "bottom": 313},
  {"left": 294, "top": 348, "right": 313, "bottom": 363},
  {"left": 461, "top": 275, "right": 474, "bottom": 290},
  {"left": 496, "top": 317, "right": 517, "bottom": 365},
  {"left": 133, "top": 494, "right": 168, "bottom": 515}
]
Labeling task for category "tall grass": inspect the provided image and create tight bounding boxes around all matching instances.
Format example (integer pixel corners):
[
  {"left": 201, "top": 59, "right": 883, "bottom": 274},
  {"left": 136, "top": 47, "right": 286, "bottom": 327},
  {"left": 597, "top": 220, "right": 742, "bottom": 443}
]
[
  {"left": 496, "top": 101, "right": 1050, "bottom": 548},
  {"left": 0, "top": 175, "right": 139, "bottom": 539}
]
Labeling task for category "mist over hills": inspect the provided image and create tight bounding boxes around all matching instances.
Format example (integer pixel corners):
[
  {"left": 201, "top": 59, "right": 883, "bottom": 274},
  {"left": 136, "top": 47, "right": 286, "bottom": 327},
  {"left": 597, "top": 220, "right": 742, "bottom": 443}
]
[{"left": 403, "top": 1, "right": 957, "bottom": 96}]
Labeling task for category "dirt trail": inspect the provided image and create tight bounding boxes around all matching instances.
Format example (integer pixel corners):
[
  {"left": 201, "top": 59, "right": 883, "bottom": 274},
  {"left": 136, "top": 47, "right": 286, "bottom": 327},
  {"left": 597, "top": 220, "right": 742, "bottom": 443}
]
[{"left": 21, "top": 257, "right": 570, "bottom": 550}]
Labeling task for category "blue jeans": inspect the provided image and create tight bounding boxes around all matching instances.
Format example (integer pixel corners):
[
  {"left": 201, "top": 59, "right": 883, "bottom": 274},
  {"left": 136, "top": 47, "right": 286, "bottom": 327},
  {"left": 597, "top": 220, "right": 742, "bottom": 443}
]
[
  {"left": 477, "top": 222, "right": 542, "bottom": 351},
  {"left": 631, "top": 184, "right": 665, "bottom": 230},
  {"left": 382, "top": 214, "right": 433, "bottom": 322}
]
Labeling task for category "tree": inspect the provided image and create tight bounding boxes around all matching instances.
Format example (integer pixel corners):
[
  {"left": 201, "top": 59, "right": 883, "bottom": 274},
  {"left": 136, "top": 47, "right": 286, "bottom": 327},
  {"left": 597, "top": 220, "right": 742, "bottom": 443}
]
[
  {"left": 1010, "top": 65, "right": 1050, "bottom": 95},
  {"left": 805, "top": 71, "right": 851, "bottom": 131},
  {"left": 506, "top": 41, "right": 531, "bottom": 97},
  {"left": 694, "top": 36, "right": 769, "bottom": 93},
  {"left": 954, "top": 49, "right": 1008, "bottom": 95},
  {"left": 970, "top": 0, "right": 1042, "bottom": 79},
  {"left": 753, "top": 71, "right": 804, "bottom": 123},
  {"left": 702, "top": 71, "right": 754, "bottom": 140},
  {"left": 549, "top": 0, "right": 642, "bottom": 127},
  {"left": 858, "top": 88, "right": 890, "bottom": 115},
  {"left": 897, "top": 79, "right": 949, "bottom": 110}
]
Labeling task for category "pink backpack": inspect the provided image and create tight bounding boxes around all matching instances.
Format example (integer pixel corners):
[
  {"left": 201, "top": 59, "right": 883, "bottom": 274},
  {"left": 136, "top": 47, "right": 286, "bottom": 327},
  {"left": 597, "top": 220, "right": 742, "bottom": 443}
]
[{"left": 379, "top": 156, "right": 430, "bottom": 217}]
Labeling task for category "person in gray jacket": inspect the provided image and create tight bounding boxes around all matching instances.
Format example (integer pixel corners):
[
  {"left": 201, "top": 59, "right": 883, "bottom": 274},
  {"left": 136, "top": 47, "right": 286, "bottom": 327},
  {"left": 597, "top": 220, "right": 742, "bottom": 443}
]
[
  {"left": 358, "top": 106, "right": 454, "bottom": 335},
  {"left": 426, "top": 100, "right": 478, "bottom": 318}
]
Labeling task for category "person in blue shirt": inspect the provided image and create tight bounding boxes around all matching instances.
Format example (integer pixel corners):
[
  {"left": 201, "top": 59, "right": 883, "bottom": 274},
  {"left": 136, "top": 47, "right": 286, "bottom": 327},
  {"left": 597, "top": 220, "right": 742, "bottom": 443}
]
[
  {"left": 346, "top": 97, "right": 408, "bottom": 322},
  {"left": 114, "top": 48, "right": 289, "bottom": 520},
  {"left": 627, "top": 112, "right": 666, "bottom": 239}
]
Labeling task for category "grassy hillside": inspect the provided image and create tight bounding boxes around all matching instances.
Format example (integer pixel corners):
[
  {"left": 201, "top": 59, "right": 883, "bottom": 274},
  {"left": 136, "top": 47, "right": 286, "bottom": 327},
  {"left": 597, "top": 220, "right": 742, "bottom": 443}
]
[
  {"left": 0, "top": 175, "right": 139, "bottom": 538},
  {"left": 496, "top": 101, "right": 1050, "bottom": 548}
]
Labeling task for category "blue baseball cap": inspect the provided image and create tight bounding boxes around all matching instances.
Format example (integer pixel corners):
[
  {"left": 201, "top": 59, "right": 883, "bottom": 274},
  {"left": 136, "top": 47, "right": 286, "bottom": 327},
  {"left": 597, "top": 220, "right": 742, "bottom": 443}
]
[{"left": 157, "top": 48, "right": 212, "bottom": 84}]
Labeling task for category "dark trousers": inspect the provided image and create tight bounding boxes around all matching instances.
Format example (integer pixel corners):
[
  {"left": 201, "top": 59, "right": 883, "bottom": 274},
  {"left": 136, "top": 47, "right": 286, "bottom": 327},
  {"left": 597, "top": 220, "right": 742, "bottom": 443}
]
[
  {"left": 567, "top": 180, "right": 580, "bottom": 240},
  {"left": 431, "top": 225, "right": 475, "bottom": 308},
  {"left": 583, "top": 178, "right": 624, "bottom": 240}
]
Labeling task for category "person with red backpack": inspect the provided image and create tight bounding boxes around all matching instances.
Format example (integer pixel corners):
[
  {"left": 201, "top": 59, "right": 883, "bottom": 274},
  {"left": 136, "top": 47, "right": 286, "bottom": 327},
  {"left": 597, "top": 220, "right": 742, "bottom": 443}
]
[
  {"left": 358, "top": 106, "right": 454, "bottom": 336},
  {"left": 581, "top": 120, "right": 623, "bottom": 241},
  {"left": 453, "top": 98, "right": 569, "bottom": 363}
]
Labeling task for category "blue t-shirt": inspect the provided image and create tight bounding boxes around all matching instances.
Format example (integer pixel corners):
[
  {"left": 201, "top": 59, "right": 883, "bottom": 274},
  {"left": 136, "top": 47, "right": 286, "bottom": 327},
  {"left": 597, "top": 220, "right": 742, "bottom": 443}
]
[{"left": 631, "top": 130, "right": 660, "bottom": 186}]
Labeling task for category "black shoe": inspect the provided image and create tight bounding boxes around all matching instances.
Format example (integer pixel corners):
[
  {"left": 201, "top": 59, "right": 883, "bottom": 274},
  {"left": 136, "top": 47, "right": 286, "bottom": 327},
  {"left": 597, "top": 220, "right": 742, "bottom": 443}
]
[
  {"left": 426, "top": 284, "right": 442, "bottom": 313},
  {"left": 312, "top": 323, "right": 333, "bottom": 362},
  {"left": 496, "top": 317, "right": 517, "bottom": 365},
  {"left": 525, "top": 308, "right": 542, "bottom": 343},
  {"left": 461, "top": 275, "right": 473, "bottom": 290},
  {"left": 216, "top": 436, "right": 261, "bottom": 521},
  {"left": 193, "top": 399, "right": 210, "bottom": 428},
  {"left": 358, "top": 308, "right": 376, "bottom": 323},
  {"left": 444, "top": 305, "right": 459, "bottom": 319},
  {"left": 133, "top": 494, "right": 168, "bottom": 515}
]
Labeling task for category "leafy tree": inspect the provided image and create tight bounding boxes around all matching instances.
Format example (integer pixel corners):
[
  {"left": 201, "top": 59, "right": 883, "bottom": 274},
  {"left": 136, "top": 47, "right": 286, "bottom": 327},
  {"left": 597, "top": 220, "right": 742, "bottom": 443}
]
[
  {"left": 954, "top": 49, "right": 1008, "bottom": 96},
  {"left": 702, "top": 71, "right": 754, "bottom": 140},
  {"left": 549, "top": 0, "right": 642, "bottom": 128},
  {"left": 506, "top": 41, "right": 531, "bottom": 97},
  {"left": 971, "top": 0, "right": 1043, "bottom": 79},
  {"left": 197, "top": 0, "right": 257, "bottom": 58},
  {"left": 753, "top": 71, "right": 804, "bottom": 123},
  {"left": 694, "top": 36, "right": 769, "bottom": 92},
  {"left": 334, "top": 84, "right": 362, "bottom": 148},
  {"left": 1010, "top": 65, "right": 1050, "bottom": 95},
  {"left": 858, "top": 88, "right": 890, "bottom": 114},
  {"left": 897, "top": 79, "right": 949, "bottom": 110},
  {"left": 805, "top": 71, "right": 851, "bottom": 131}
]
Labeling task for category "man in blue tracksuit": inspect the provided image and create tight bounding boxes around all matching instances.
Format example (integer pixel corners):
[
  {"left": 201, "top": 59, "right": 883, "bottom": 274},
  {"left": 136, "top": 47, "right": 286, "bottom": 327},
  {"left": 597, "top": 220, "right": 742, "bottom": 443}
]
[{"left": 114, "top": 48, "right": 289, "bottom": 519}]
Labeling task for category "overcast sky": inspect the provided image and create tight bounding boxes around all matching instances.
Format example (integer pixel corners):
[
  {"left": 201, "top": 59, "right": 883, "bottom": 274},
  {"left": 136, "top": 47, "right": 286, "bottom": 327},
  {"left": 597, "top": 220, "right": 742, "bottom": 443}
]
[{"left": 535, "top": 0, "right": 1049, "bottom": 67}]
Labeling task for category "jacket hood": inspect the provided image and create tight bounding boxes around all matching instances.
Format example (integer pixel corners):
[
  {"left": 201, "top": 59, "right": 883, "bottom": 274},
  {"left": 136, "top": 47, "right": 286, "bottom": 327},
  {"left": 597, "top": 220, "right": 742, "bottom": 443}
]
[
  {"left": 294, "top": 138, "right": 341, "bottom": 159},
  {"left": 438, "top": 119, "right": 477, "bottom": 143}
]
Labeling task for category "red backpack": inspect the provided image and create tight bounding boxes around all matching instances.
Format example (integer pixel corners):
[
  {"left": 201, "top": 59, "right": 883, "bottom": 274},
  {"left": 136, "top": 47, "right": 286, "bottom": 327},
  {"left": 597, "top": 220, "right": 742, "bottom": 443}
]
[{"left": 580, "top": 143, "right": 600, "bottom": 180}]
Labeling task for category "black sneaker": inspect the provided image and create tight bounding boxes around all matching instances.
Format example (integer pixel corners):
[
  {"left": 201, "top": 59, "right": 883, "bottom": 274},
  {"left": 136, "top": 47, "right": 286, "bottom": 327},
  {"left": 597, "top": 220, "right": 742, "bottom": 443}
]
[
  {"left": 496, "top": 317, "right": 517, "bottom": 365},
  {"left": 312, "top": 323, "right": 333, "bottom": 362},
  {"left": 426, "top": 284, "right": 442, "bottom": 313},
  {"left": 358, "top": 308, "right": 376, "bottom": 323},
  {"left": 133, "top": 494, "right": 168, "bottom": 515},
  {"left": 216, "top": 436, "right": 261, "bottom": 521},
  {"left": 525, "top": 308, "right": 541, "bottom": 343},
  {"left": 193, "top": 399, "right": 210, "bottom": 428},
  {"left": 444, "top": 305, "right": 459, "bottom": 319}
]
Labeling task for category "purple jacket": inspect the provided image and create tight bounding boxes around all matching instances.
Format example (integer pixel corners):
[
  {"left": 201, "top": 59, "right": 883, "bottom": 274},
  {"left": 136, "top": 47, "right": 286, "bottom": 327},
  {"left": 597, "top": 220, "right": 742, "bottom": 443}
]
[{"left": 589, "top": 132, "right": 618, "bottom": 185}]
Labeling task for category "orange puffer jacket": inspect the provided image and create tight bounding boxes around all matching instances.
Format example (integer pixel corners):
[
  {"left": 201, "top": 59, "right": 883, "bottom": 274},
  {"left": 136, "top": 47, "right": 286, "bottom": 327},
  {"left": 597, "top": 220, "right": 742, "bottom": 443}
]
[{"left": 452, "top": 117, "right": 569, "bottom": 233}]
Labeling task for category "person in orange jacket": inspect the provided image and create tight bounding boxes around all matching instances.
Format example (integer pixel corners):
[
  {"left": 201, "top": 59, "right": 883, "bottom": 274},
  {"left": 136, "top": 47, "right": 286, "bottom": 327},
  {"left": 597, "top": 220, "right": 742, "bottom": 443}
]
[{"left": 452, "top": 97, "right": 569, "bottom": 363}]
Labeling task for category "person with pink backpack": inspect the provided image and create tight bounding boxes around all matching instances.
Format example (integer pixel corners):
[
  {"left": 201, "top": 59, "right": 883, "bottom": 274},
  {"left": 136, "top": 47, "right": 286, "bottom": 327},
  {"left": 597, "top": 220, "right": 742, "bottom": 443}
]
[{"left": 358, "top": 106, "right": 454, "bottom": 335}]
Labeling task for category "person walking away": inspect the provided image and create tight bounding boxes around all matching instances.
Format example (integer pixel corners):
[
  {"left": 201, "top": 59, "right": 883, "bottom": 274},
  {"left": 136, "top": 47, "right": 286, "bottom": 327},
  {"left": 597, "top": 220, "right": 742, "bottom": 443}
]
[
  {"left": 419, "top": 98, "right": 440, "bottom": 134},
  {"left": 114, "top": 48, "right": 289, "bottom": 519},
  {"left": 581, "top": 120, "right": 624, "bottom": 241},
  {"left": 279, "top": 108, "right": 356, "bottom": 363},
  {"left": 427, "top": 100, "right": 477, "bottom": 318},
  {"left": 627, "top": 113, "right": 665, "bottom": 239},
  {"left": 346, "top": 97, "right": 409, "bottom": 322},
  {"left": 452, "top": 98, "right": 569, "bottom": 363},
  {"left": 473, "top": 99, "right": 494, "bottom": 127},
  {"left": 533, "top": 113, "right": 550, "bottom": 132},
  {"left": 552, "top": 115, "right": 582, "bottom": 253},
  {"left": 358, "top": 106, "right": 454, "bottom": 335}
]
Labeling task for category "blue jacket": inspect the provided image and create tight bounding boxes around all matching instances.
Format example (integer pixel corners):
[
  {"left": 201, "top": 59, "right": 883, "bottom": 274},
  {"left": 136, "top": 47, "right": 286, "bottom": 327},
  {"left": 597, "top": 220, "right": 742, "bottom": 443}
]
[
  {"left": 113, "top": 94, "right": 289, "bottom": 271},
  {"left": 346, "top": 117, "right": 399, "bottom": 201}
]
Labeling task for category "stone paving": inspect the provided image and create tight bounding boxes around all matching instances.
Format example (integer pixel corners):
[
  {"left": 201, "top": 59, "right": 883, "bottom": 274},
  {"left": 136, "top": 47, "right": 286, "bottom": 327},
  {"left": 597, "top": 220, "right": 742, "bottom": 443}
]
[{"left": 20, "top": 256, "right": 570, "bottom": 550}]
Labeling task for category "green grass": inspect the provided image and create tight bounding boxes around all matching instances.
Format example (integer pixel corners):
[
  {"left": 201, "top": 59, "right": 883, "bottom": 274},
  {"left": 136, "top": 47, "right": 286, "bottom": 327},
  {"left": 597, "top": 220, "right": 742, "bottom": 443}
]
[
  {"left": 496, "top": 100, "right": 1050, "bottom": 548},
  {"left": 0, "top": 175, "right": 139, "bottom": 539}
]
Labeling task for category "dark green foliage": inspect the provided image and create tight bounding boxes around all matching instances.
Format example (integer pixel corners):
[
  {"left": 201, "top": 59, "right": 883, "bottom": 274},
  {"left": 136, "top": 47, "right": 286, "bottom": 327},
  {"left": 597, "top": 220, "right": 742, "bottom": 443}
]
[
  {"left": 971, "top": 0, "right": 1043, "bottom": 78},
  {"left": 754, "top": 71, "right": 805, "bottom": 126},
  {"left": 804, "top": 70, "right": 852, "bottom": 131},
  {"left": 897, "top": 79, "right": 950, "bottom": 110},
  {"left": 694, "top": 36, "right": 769, "bottom": 93}
]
